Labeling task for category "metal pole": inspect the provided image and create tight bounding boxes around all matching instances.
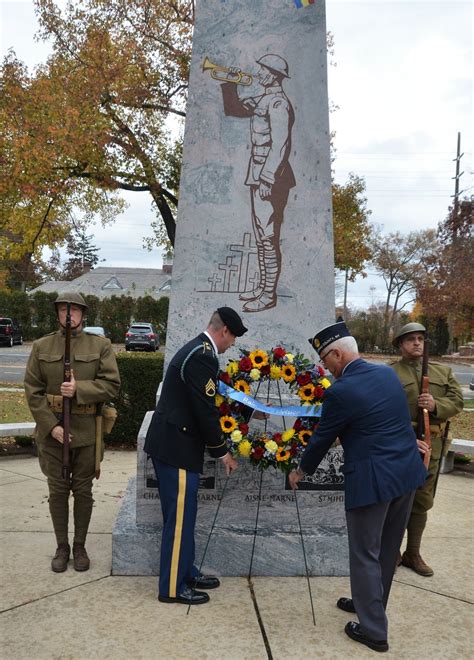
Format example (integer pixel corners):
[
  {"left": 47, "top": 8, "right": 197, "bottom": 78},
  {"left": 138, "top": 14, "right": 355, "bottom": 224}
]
[
  {"left": 294, "top": 489, "right": 316, "bottom": 626},
  {"left": 186, "top": 473, "right": 230, "bottom": 615}
]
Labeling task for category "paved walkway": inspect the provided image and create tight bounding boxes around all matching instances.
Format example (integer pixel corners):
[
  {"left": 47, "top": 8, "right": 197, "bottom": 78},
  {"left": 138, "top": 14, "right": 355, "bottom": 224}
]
[{"left": 1, "top": 451, "right": 472, "bottom": 659}]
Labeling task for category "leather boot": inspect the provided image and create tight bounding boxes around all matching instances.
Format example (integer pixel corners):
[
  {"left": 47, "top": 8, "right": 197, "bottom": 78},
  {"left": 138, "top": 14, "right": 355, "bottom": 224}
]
[
  {"left": 401, "top": 551, "right": 434, "bottom": 577},
  {"left": 51, "top": 543, "right": 70, "bottom": 573},
  {"left": 73, "top": 543, "right": 90, "bottom": 571},
  {"left": 240, "top": 240, "right": 265, "bottom": 301},
  {"left": 243, "top": 237, "right": 280, "bottom": 312}
]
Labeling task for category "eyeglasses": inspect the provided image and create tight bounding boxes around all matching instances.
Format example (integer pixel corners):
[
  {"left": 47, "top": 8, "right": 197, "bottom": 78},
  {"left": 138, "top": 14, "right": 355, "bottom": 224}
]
[{"left": 319, "top": 349, "right": 335, "bottom": 364}]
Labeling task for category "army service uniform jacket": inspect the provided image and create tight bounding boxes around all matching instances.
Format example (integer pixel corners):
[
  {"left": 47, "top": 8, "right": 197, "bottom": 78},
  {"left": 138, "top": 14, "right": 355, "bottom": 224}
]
[
  {"left": 391, "top": 358, "right": 464, "bottom": 429},
  {"left": 144, "top": 334, "right": 228, "bottom": 473},
  {"left": 24, "top": 329, "right": 121, "bottom": 447}
]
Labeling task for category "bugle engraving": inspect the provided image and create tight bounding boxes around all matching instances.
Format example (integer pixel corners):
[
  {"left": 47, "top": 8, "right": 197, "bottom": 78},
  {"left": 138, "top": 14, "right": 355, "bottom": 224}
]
[{"left": 202, "top": 56, "right": 253, "bottom": 86}]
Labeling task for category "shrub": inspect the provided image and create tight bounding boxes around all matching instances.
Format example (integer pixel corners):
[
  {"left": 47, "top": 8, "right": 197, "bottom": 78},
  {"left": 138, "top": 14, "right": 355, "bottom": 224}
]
[
  {"left": 14, "top": 435, "right": 34, "bottom": 447},
  {"left": 108, "top": 351, "right": 164, "bottom": 447}
]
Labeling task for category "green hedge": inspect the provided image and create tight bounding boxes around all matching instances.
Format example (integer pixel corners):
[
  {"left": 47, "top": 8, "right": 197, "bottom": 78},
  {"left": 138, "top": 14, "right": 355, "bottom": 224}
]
[
  {"left": 0, "top": 290, "right": 169, "bottom": 343},
  {"left": 108, "top": 351, "right": 164, "bottom": 447}
]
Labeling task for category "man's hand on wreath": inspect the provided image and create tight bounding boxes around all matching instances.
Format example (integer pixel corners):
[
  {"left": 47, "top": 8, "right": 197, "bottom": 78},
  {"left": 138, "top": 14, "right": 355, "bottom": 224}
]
[
  {"left": 289, "top": 468, "right": 305, "bottom": 491},
  {"left": 220, "top": 452, "right": 238, "bottom": 475},
  {"left": 253, "top": 410, "right": 270, "bottom": 421}
]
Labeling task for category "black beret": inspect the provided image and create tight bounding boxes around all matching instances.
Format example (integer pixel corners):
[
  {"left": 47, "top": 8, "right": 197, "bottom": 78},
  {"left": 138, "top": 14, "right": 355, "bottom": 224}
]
[
  {"left": 308, "top": 320, "right": 351, "bottom": 355},
  {"left": 217, "top": 306, "right": 248, "bottom": 337}
]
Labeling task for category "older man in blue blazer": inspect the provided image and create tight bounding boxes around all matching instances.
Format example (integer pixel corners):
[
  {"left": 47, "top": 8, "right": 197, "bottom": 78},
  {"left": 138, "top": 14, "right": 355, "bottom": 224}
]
[{"left": 289, "top": 321, "right": 427, "bottom": 653}]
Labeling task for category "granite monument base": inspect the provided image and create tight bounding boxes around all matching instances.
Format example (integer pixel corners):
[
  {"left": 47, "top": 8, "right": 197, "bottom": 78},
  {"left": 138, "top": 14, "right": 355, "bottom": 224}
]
[{"left": 112, "top": 413, "right": 349, "bottom": 576}]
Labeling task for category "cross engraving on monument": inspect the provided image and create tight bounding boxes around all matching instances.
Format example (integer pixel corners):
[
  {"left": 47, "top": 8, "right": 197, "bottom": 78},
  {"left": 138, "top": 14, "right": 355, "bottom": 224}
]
[
  {"left": 208, "top": 272, "right": 223, "bottom": 292},
  {"left": 218, "top": 256, "right": 239, "bottom": 291},
  {"left": 229, "top": 232, "right": 258, "bottom": 292}
]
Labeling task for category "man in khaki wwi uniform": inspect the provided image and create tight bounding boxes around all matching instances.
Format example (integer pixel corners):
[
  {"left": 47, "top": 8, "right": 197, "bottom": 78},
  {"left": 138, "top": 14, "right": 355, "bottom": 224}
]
[
  {"left": 24, "top": 292, "right": 120, "bottom": 572},
  {"left": 391, "top": 323, "right": 463, "bottom": 576}
]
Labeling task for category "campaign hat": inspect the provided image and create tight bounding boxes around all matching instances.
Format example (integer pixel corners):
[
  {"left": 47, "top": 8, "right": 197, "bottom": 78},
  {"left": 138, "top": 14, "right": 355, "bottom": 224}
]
[
  {"left": 217, "top": 307, "right": 248, "bottom": 337},
  {"left": 308, "top": 320, "right": 351, "bottom": 355}
]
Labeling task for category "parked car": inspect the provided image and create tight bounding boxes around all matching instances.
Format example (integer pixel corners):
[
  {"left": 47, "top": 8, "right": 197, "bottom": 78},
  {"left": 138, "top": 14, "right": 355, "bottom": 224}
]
[
  {"left": 83, "top": 326, "right": 106, "bottom": 337},
  {"left": 125, "top": 323, "right": 160, "bottom": 352},
  {"left": 0, "top": 317, "right": 23, "bottom": 347}
]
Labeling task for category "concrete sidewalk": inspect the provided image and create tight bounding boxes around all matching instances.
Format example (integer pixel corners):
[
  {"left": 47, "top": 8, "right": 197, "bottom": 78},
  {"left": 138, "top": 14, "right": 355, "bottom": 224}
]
[{"left": 1, "top": 452, "right": 472, "bottom": 659}]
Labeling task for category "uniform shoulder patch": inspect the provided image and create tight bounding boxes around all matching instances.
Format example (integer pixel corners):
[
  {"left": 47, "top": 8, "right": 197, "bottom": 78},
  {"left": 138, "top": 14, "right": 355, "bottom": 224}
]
[{"left": 205, "top": 378, "right": 216, "bottom": 397}]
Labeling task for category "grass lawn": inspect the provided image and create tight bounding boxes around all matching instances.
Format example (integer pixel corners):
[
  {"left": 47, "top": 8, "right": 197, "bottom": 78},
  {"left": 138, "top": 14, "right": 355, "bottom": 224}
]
[{"left": 0, "top": 389, "right": 33, "bottom": 424}]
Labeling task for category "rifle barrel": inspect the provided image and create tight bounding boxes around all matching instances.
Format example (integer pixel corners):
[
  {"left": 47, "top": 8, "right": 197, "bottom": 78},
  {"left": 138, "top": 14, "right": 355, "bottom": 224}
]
[{"left": 62, "top": 303, "right": 72, "bottom": 481}]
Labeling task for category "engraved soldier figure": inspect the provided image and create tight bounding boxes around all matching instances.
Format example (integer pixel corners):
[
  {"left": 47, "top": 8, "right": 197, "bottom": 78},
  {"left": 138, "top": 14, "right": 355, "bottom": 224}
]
[
  {"left": 24, "top": 292, "right": 120, "bottom": 572},
  {"left": 144, "top": 307, "right": 246, "bottom": 605},
  {"left": 391, "top": 323, "right": 464, "bottom": 576},
  {"left": 221, "top": 54, "right": 295, "bottom": 313}
]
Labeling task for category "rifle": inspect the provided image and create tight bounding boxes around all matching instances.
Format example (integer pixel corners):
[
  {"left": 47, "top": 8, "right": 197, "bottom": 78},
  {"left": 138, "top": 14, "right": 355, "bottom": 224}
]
[
  {"left": 417, "top": 334, "right": 431, "bottom": 468},
  {"left": 62, "top": 303, "right": 72, "bottom": 481}
]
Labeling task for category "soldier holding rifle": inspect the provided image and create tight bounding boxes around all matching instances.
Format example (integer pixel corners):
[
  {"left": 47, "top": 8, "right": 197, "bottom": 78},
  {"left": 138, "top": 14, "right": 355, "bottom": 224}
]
[
  {"left": 391, "top": 323, "right": 463, "bottom": 576},
  {"left": 24, "top": 292, "right": 120, "bottom": 573}
]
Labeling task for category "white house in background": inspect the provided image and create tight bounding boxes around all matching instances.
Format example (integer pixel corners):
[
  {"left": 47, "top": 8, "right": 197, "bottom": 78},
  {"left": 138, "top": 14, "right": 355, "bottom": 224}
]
[{"left": 28, "top": 259, "right": 173, "bottom": 301}]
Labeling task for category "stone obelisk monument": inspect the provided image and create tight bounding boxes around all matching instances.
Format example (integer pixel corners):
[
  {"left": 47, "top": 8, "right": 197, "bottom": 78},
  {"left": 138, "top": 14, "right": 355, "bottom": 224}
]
[{"left": 113, "top": 0, "right": 348, "bottom": 577}]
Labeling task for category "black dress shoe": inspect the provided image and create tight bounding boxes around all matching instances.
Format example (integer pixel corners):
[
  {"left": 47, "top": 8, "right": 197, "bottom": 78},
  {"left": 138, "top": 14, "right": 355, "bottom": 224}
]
[
  {"left": 344, "top": 622, "right": 388, "bottom": 653},
  {"left": 186, "top": 574, "right": 220, "bottom": 590},
  {"left": 158, "top": 586, "right": 210, "bottom": 605},
  {"left": 337, "top": 597, "right": 356, "bottom": 613}
]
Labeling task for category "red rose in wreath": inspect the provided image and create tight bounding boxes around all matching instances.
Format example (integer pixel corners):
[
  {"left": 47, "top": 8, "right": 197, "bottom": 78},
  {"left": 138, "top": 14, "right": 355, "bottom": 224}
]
[{"left": 239, "top": 356, "right": 253, "bottom": 372}]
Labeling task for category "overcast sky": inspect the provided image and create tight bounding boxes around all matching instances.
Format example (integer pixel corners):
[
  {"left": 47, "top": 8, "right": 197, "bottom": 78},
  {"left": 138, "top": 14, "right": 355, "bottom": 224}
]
[{"left": 1, "top": 0, "right": 472, "bottom": 309}]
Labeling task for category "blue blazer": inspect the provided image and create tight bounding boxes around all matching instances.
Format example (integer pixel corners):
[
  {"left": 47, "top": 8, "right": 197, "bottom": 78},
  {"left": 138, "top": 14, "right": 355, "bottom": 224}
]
[{"left": 300, "top": 359, "right": 427, "bottom": 510}]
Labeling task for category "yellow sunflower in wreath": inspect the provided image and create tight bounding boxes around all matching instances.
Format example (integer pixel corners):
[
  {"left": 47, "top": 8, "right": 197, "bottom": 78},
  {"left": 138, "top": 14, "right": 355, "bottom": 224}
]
[
  {"left": 234, "top": 379, "right": 251, "bottom": 394},
  {"left": 298, "top": 429, "right": 313, "bottom": 446},
  {"left": 220, "top": 416, "right": 237, "bottom": 433},
  {"left": 276, "top": 447, "right": 291, "bottom": 462},
  {"left": 281, "top": 364, "right": 296, "bottom": 382},
  {"left": 249, "top": 349, "right": 269, "bottom": 368}
]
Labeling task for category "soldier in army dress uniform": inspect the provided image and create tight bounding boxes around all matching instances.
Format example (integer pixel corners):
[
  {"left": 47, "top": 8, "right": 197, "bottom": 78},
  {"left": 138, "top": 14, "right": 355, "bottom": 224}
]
[
  {"left": 391, "top": 323, "right": 464, "bottom": 576},
  {"left": 144, "top": 307, "right": 247, "bottom": 605},
  {"left": 24, "top": 292, "right": 120, "bottom": 572}
]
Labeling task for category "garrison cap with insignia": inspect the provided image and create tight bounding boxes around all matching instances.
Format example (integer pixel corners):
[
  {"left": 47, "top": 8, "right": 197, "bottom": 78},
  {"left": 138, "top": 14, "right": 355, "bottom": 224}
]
[
  {"left": 217, "top": 306, "right": 248, "bottom": 337},
  {"left": 308, "top": 320, "right": 351, "bottom": 355}
]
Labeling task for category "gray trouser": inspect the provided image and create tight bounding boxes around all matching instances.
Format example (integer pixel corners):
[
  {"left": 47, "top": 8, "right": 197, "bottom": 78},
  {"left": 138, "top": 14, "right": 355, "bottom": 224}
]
[{"left": 345, "top": 491, "right": 415, "bottom": 641}]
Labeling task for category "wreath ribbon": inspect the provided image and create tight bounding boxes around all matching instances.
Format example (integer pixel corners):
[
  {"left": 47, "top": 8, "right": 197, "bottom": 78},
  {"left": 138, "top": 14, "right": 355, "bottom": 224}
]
[{"left": 218, "top": 381, "right": 323, "bottom": 418}]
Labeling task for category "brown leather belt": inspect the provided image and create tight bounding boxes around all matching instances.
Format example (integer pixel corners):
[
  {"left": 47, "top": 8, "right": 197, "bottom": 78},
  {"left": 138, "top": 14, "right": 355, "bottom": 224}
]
[{"left": 47, "top": 393, "right": 97, "bottom": 415}]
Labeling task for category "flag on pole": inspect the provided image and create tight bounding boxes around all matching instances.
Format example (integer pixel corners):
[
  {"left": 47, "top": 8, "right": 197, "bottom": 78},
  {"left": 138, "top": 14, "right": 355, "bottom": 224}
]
[{"left": 294, "top": 0, "right": 315, "bottom": 8}]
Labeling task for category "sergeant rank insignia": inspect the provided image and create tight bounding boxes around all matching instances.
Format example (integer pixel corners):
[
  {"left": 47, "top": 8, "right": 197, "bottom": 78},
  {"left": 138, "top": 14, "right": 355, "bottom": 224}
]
[{"left": 205, "top": 379, "right": 216, "bottom": 397}]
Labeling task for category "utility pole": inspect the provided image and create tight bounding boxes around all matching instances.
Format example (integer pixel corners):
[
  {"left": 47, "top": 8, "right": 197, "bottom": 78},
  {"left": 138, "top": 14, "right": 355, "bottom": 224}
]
[
  {"left": 342, "top": 267, "right": 349, "bottom": 319},
  {"left": 451, "top": 131, "right": 464, "bottom": 235},
  {"left": 448, "top": 132, "right": 464, "bottom": 352}
]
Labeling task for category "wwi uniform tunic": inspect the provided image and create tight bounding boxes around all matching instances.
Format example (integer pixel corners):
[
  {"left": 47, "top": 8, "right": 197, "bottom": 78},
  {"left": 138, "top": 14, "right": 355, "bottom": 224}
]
[
  {"left": 24, "top": 329, "right": 120, "bottom": 545},
  {"left": 391, "top": 358, "right": 463, "bottom": 541}
]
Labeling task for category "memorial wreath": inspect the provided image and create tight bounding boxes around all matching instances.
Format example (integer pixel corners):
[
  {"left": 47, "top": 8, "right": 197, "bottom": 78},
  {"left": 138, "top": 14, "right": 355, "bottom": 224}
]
[{"left": 216, "top": 346, "right": 332, "bottom": 474}]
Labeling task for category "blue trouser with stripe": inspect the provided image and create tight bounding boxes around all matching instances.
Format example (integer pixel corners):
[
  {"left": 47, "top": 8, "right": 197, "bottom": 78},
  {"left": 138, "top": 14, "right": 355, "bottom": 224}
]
[{"left": 152, "top": 458, "right": 200, "bottom": 598}]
